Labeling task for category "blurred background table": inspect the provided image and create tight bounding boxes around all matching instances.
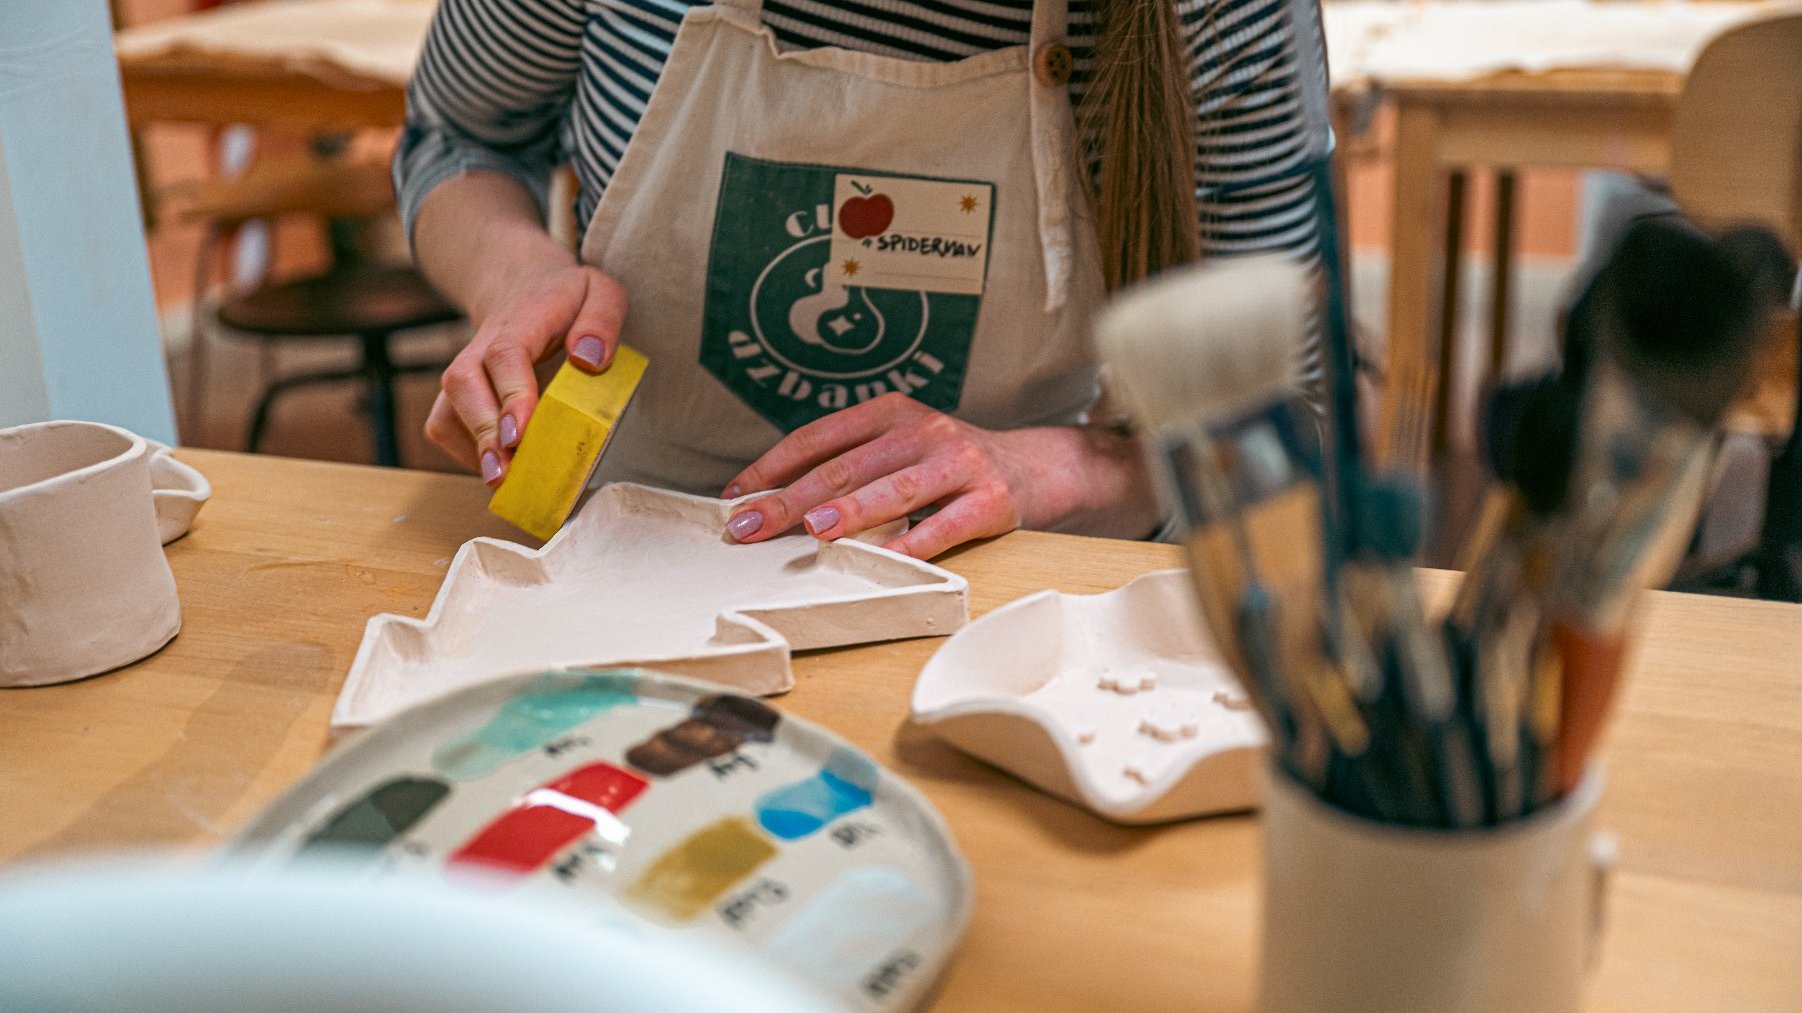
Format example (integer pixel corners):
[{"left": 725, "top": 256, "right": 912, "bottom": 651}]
[
  {"left": 1, "top": 449, "right": 1798, "bottom": 1010},
  {"left": 114, "top": 0, "right": 424, "bottom": 128},
  {"left": 1372, "top": 67, "right": 1682, "bottom": 466},
  {"left": 1321, "top": 0, "right": 1791, "bottom": 470}
]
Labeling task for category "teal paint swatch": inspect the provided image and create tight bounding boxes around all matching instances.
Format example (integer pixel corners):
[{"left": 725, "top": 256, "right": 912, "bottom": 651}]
[
  {"left": 295, "top": 776, "right": 450, "bottom": 857},
  {"left": 755, "top": 747, "right": 878, "bottom": 840},
  {"left": 433, "top": 670, "right": 638, "bottom": 781}
]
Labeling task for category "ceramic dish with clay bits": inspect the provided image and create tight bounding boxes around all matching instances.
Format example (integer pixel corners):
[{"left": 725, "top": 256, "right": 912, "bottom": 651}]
[
  {"left": 333, "top": 483, "right": 967, "bottom": 733},
  {"left": 911, "top": 569, "right": 1268, "bottom": 824},
  {"left": 230, "top": 668, "right": 972, "bottom": 1011}
]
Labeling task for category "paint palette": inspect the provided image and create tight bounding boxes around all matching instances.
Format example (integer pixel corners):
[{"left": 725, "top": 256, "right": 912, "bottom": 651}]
[{"left": 229, "top": 669, "right": 971, "bottom": 1010}]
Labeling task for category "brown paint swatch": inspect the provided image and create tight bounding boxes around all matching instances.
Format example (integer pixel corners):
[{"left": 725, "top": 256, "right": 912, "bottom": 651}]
[
  {"left": 626, "top": 694, "right": 780, "bottom": 776},
  {"left": 623, "top": 817, "right": 777, "bottom": 921}
]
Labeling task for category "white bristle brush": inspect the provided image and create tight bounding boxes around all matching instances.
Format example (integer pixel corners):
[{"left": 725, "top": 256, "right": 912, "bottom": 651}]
[
  {"left": 1095, "top": 256, "right": 1363, "bottom": 786},
  {"left": 1095, "top": 254, "right": 1308, "bottom": 440}
]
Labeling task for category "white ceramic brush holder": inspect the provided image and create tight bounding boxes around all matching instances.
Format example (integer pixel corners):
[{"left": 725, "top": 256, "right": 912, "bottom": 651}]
[{"left": 1259, "top": 764, "right": 1613, "bottom": 1013}]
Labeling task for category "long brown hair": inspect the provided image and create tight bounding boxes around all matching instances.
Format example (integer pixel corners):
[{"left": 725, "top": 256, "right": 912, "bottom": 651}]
[{"left": 1081, "top": 0, "right": 1203, "bottom": 291}]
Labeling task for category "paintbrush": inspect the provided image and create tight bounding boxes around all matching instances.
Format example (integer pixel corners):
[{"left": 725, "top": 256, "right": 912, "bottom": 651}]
[
  {"left": 1096, "top": 255, "right": 1367, "bottom": 792},
  {"left": 1446, "top": 370, "right": 1584, "bottom": 820},
  {"left": 1536, "top": 218, "right": 1783, "bottom": 794}
]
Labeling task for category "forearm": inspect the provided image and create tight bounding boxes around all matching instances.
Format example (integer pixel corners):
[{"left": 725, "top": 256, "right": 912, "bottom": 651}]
[
  {"left": 412, "top": 171, "right": 578, "bottom": 327},
  {"left": 1010, "top": 424, "right": 1161, "bottom": 539}
]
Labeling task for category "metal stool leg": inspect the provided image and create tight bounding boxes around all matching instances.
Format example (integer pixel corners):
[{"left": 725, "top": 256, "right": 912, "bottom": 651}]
[
  {"left": 245, "top": 365, "right": 367, "bottom": 453},
  {"left": 361, "top": 331, "right": 402, "bottom": 468}
]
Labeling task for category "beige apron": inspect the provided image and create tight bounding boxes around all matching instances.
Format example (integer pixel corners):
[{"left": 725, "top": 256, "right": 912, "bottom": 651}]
[{"left": 583, "top": 0, "right": 1107, "bottom": 495}]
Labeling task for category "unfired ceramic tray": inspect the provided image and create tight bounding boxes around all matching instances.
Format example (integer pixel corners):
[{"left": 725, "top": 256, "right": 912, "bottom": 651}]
[
  {"left": 230, "top": 668, "right": 971, "bottom": 1011},
  {"left": 333, "top": 483, "right": 968, "bottom": 733},
  {"left": 911, "top": 569, "right": 1268, "bottom": 824}
]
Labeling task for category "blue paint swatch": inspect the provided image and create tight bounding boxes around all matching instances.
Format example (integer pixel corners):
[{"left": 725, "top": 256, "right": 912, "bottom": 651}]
[
  {"left": 433, "top": 670, "right": 637, "bottom": 781},
  {"left": 755, "top": 747, "right": 878, "bottom": 840}
]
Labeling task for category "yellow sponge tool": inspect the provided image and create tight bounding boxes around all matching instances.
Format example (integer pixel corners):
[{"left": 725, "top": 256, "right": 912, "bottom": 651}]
[{"left": 488, "top": 345, "right": 649, "bottom": 540}]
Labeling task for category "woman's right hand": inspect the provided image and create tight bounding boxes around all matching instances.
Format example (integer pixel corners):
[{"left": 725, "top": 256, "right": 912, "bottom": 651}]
[{"left": 424, "top": 262, "right": 627, "bottom": 485}]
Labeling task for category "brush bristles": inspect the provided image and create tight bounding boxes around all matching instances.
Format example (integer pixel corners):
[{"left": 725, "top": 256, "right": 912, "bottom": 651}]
[
  {"left": 1094, "top": 255, "right": 1308, "bottom": 436},
  {"left": 1591, "top": 217, "right": 1773, "bottom": 425}
]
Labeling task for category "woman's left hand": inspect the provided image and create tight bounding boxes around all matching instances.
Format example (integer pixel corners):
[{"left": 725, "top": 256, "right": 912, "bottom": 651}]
[{"left": 720, "top": 392, "right": 1158, "bottom": 559}]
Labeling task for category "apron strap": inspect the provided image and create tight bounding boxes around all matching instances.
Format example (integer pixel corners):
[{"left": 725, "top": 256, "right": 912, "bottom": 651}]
[
  {"left": 1029, "top": 0, "right": 1078, "bottom": 313},
  {"left": 1030, "top": 0, "right": 1070, "bottom": 45},
  {"left": 713, "top": 0, "right": 764, "bottom": 20}
]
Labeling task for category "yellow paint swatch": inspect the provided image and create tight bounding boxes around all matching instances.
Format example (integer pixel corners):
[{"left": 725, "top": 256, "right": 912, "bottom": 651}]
[
  {"left": 488, "top": 346, "right": 649, "bottom": 541},
  {"left": 624, "top": 817, "right": 777, "bottom": 922}
]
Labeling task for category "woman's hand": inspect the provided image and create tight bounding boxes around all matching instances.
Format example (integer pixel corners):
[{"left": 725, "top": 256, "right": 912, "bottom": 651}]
[
  {"left": 720, "top": 393, "right": 1160, "bottom": 559},
  {"left": 411, "top": 171, "right": 627, "bottom": 485},
  {"left": 423, "top": 262, "right": 626, "bottom": 485}
]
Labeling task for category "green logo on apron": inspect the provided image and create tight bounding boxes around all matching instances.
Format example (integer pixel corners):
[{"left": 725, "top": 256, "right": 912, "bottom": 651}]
[{"left": 700, "top": 153, "right": 992, "bottom": 432}]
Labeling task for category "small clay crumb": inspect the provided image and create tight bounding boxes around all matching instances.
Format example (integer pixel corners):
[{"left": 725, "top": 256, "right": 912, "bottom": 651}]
[
  {"left": 1138, "top": 718, "right": 1186, "bottom": 743},
  {"left": 1075, "top": 727, "right": 1097, "bottom": 745},
  {"left": 1212, "top": 689, "right": 1251, "bottom": 711},
  {"left": 1100, "top": 671, "right": 1158, "bottom": 696}
]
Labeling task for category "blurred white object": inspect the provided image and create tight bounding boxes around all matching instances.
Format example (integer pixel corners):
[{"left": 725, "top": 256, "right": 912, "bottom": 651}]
[
  {"left": 1324, "top": 0, "right": 1785, "bottom": 87},
  {"left": 0, "top": 858, "right": 844, "bottom": 1013}
]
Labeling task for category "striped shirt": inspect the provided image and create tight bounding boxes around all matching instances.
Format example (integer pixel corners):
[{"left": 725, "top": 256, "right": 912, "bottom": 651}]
[{"left": 396, "top": 0, "right": 1330, "bottom": 380}]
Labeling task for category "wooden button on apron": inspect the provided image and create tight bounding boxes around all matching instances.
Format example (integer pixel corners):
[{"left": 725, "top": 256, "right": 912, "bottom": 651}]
[{"left": 1034, "top": 42, "right": 1073, "bottom": 86}]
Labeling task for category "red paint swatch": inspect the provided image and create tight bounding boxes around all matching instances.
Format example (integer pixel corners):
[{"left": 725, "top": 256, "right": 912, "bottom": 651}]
[{"left": 449, "top": 762, "right": 648, "bottom": 878}]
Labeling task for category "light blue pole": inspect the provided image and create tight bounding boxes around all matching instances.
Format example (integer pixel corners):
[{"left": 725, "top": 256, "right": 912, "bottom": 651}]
[{"left": 0, "top": 0, "right": 177, "bottom": 444}]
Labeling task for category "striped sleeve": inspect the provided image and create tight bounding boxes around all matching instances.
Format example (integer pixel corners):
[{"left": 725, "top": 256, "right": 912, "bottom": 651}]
[
  {"left": 1182, "top": 0, "right": 1331, "bottom": 392},
  {"left": 393, "top": 0, "right": 588, "bottom": 238}
]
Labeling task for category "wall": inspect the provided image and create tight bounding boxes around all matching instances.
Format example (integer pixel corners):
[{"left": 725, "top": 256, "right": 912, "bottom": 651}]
[{"left": 0, "top": 0, "right": 176, "bottom": 443}]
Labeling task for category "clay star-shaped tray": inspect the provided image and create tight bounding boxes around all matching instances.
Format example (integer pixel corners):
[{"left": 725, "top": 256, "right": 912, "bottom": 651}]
[{"left": 332, "top": 483, "right": 968, "bottom": 734}]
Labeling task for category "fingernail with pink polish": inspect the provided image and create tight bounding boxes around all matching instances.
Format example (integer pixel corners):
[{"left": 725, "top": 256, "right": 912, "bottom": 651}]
[
  {"left": 481, "top": 451, "right": 503, "bottom": 485},
  {"left": 722, "top": 484, "right": 743, "bottom": 499},
  {"left": 726, "top": 510, "right": 763, "bottom": 541},
  {"left": 499, "top": 413, "right": 519, "bottom": 448},
  {"left": 804, "top": 506, "right": 839, "bottom": 537},
  {"left": 572, "top": 335, "right": 605, "bottom": 370}
]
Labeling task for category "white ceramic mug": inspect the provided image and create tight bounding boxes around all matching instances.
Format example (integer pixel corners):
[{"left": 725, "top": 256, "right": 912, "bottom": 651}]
[
  {"left": 1259, "top": 764, "right": 1613, "bottom": 1013},
  {"left": 0, "top": 421, "right": 210, "bottom": 687}
]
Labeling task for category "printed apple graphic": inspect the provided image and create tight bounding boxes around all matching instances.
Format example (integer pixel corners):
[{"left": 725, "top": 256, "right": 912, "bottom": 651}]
[{"left": 838, "top": 183, "right": 894, "bottom": 240}]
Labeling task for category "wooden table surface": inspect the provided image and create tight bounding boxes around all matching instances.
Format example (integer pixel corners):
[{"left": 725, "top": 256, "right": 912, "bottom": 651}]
[{"left": 3, "top": 449, "right": 1799, "bottom": 1011}]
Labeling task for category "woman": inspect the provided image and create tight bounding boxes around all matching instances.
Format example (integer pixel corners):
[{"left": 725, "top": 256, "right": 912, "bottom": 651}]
[{"left": 399, "top": 0, "right": 1327, "bottom": 559}]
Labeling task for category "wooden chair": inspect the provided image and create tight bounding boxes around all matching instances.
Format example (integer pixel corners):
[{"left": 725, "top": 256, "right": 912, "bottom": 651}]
[
  {"left": 176, "top": 155, "right": 461, "bottom": 467},
  {"left": 1665, "top": 10, "right": 1802, "bottom": 600}
]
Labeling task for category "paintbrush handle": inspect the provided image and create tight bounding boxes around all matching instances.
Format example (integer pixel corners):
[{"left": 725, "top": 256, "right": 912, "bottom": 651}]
[{"left": 1547, "top": 621, "right": 1631, "bottom": 796}]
